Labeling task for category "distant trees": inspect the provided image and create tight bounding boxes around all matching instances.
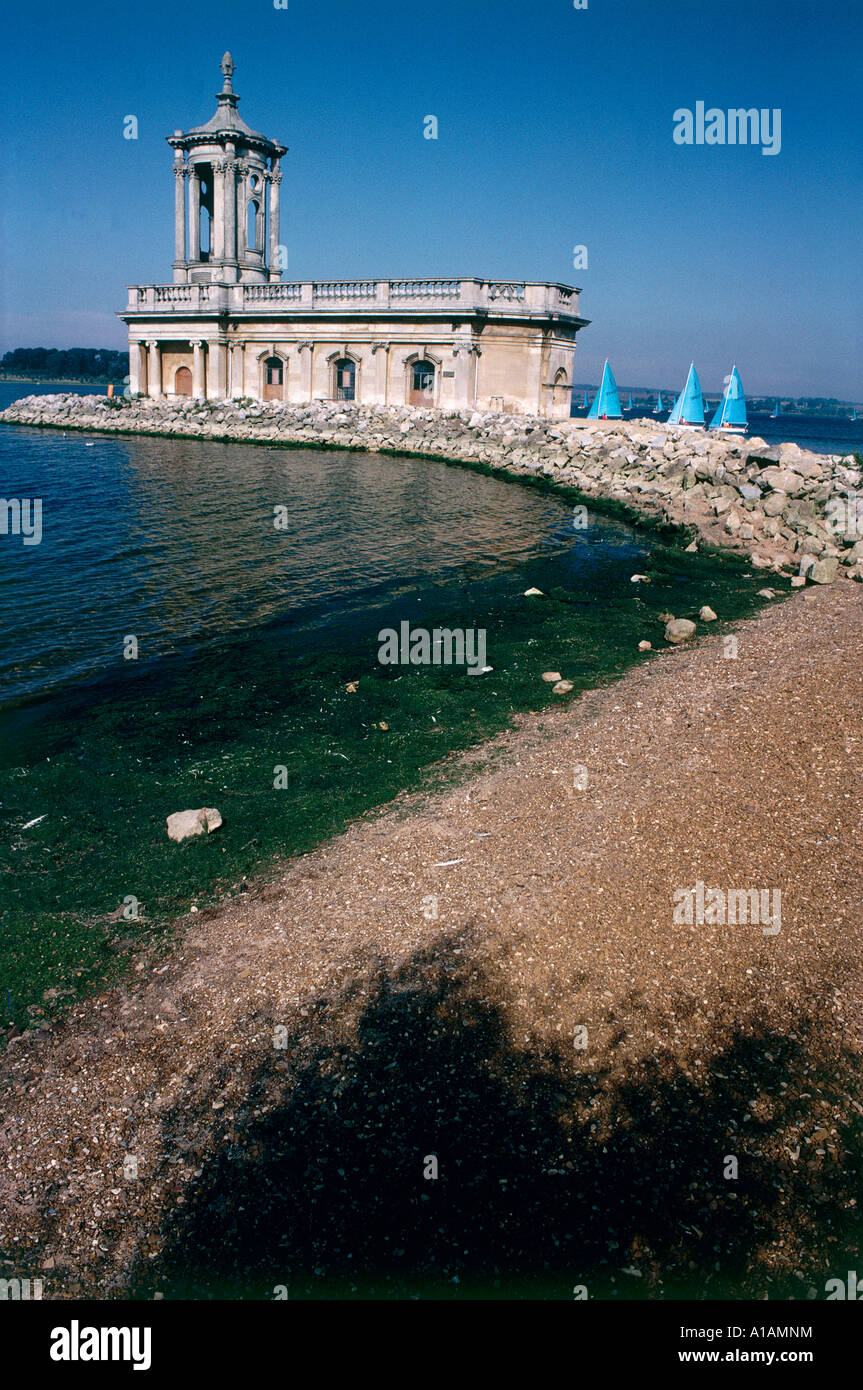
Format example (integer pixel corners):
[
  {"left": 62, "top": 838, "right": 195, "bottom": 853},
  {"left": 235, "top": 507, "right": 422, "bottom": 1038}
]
[{"left": 0, "top": 348, "right": 129, "bottom": 381}]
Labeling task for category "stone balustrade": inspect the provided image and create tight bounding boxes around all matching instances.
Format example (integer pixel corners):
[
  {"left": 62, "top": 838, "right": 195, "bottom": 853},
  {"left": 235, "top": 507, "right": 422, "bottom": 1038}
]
[{"left": 125, "top": 279, "right": 583, "bottom": 319}]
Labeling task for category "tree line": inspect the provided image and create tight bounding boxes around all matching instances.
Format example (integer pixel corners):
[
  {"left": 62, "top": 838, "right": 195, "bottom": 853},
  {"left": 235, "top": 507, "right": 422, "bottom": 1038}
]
[{"left": 0, "top": 348, "right": 129, "bottom": 380}]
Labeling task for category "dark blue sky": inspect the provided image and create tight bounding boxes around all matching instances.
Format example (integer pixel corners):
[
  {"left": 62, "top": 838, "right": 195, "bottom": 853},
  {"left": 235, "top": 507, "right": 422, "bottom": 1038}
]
[{"left": 2, "top": 0, "right": 861, "bottom": 397}]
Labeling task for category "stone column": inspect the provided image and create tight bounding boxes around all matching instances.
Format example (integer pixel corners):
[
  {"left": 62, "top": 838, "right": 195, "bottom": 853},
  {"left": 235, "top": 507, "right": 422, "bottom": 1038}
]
[
  {"left": 230, "top": 342, "right": 246, "bottom": 398},
  {"left": 172, "top": 162, "right": 187, "bottom": 281},
  {"left": 451, "top": 344, "right": 472, "bottom": 409},
  {"left": 212, "top": 160, "right": 225, "bottom": 263},
  {"left": 371, "top": 342, "right": 390, "bottom": 405},
  {"left": 297, "top": 342, "right": 314, "bottom": 403},
  {"left": 268, "top": 165, "right": 282, "bottom": 281},
  {"left": 191, "top": 340, "right": 206, "bottom": 398},
  {"left": 207, "top": 342, "right": 226, "bottom": 399},
  {"left": 146, "top": 340, "right": 162, "bottom": 399},
  {"left": 223, "top": 157, "right": 237, "bottom": 270},
  {"left": 129, "top": 341, "right": 146, "bottom": 395},
  {"left": 236, "top": 163, "right": 248, "bottom": 259},
  {"left": 189, "top": 169, "right": 201, "bottom": 262}
]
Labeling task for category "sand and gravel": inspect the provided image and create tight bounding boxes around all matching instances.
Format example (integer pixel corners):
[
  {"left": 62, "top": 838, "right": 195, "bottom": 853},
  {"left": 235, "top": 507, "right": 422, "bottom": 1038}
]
[{"left": 1, "top": 581, "right": 861, "bottom": 1299}]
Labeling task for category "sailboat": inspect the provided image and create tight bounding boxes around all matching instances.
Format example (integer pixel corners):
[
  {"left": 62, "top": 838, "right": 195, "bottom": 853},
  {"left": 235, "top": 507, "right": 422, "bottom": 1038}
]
[
  {"left": 852, "top": 407, "right": 858, "bottom": 421},
  {"left": 653, "top": 391, "right": 664, "bottom": 414},
  {"left": 587, "top": 361, "right": 623, "bottom": 420},
  {"left": 770, "top": 400, "right": 780, "bottom": 418},
  {"left": 667, "top": 363, "right": 705, "bottom": 429},
  {"left": 582, "top": 390, "right": 589, "bottom": 409},
  {"left": 709, "top": 365, "right": 747, "bottom": 436},
  {"left": 626, "top": 392, "right": 634, "bottom": 411}
]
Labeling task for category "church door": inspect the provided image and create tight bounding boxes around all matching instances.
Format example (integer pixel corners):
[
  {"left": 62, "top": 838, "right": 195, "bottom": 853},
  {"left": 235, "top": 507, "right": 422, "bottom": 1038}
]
[
  {"left": 264, "top": 356, "right": 284, "bottom": 401},
  {"left": 410, "top": 360, "right": 435, "bottom": 406},
  {"left": 175, "top": 366, "right": 192, "bottom": 396},
  {"left": 334, "top": 358, "right": 355, "bottom": 401}
]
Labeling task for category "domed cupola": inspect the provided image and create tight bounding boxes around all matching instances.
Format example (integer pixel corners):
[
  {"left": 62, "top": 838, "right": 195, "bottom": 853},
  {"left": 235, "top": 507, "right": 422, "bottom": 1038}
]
[{"left": 166, "top": 53, "right": 287, "bottom": 286}]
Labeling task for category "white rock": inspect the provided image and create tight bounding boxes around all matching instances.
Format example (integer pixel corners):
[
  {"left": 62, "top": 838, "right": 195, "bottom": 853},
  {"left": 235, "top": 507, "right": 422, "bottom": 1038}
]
[
  {"left": 542, "top": 671, "right": 563, "bottom": 683},
  {"left": 630, "top": 574, "right": 650, "bottom": 583},
  {"left": 698, "top": 605, "right": 718, "bottom": 621},
  {"left": 166, "top": 808, "right": 223, "bottom": 842},
  {"left": 664, "top": 618, "right": 696, "bottom": 644},
  {"left": 552, "top": 680, "right": 574, "bottom": 693},
  {"left": 638, "top": 640, "right": 652, "bottom": 651},
  {"left": 523, "top": 587, "right": 544, "bottom": 596}
]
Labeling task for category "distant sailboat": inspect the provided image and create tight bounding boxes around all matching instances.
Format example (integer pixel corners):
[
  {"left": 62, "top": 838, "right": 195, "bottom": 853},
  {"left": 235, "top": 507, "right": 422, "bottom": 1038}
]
[
  {"left": 587, "top": 361, "right": 623, "bottom": 420},
  {"left": 582, "top": 390, "right": 589, "bottom": 409},
  {"left": 626, "top": 392, "right": 634, "bottom": 411},
  {"left": 852, "top": 407, "right": 858, "bottom": 421},
  {"left": 770, "top": 400, "right": 780, "bottom": 418},
  {"left": 653, "top": 391, "right": 664, "bottom": 414},
  {"left": 667, "top": 363, "right": 705, "bottom": 429},
  {"left": 709, "top": 365, "right": 748, "bottom": 436}
]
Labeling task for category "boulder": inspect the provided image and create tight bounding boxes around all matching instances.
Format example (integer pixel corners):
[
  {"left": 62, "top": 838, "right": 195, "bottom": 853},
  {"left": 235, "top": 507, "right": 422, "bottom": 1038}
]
[
  {"left": 809, "top": 556, "right": 840, "bottom": 584},
  {"left": 665, "top": 618, "right": 696, "bottom": 643},
  {"left": 166, "top": 807, "right": 223, "bottom": 842},
  {"left": 552, "top": 680, "right": 574, "bottom": 694},
  {"left": 541, "top": 671, "right": 563, "bottom": 683},
  {"left": 762, "top": 492, "right": 787, "bottom": 517},
  {"left": 698, "top": 606, "right": 718, "bottom": 621},
  {"left": 759, "top": 466, "right": 806, "bottom": 494}
]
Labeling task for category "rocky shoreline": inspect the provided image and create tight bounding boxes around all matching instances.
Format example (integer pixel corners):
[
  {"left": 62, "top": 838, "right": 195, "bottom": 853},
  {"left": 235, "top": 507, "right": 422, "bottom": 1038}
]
[{"left": 4, "top": 393, "right": 863, "bottom": 584}]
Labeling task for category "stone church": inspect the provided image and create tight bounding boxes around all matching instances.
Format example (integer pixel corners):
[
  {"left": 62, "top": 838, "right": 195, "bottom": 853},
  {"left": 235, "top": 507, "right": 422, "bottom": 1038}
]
[{"left": 121, "top": 54, "right": 589, "bottom": 417}]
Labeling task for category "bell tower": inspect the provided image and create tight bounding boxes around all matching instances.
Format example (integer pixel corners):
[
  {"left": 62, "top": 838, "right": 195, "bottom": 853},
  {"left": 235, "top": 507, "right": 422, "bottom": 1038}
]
[{"left": 167, "top": 52, "right": 287, "bottom": 286}]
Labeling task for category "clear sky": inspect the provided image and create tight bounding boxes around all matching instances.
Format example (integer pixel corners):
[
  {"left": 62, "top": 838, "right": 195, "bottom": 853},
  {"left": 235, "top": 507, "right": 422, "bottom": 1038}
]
[{"left": 1, "top": 0, "right": 861, "bottom": 398}]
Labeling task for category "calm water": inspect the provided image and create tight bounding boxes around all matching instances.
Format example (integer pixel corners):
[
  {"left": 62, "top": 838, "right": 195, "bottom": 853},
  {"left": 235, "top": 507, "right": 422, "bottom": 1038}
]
[{"left": 0, "top": 392, "right": 783, "bottom": 1036}]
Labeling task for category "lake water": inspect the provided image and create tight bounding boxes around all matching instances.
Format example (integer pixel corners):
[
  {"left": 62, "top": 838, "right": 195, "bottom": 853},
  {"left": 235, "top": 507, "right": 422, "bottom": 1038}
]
[{"left": 0, "top": 391, "right": 782, "bottom": 1031}]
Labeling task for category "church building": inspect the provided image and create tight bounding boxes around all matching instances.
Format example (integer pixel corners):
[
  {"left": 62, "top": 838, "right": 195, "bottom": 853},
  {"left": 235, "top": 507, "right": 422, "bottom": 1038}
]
[{"left": 121, "top": 54, "right": 589, "bottom": 417}]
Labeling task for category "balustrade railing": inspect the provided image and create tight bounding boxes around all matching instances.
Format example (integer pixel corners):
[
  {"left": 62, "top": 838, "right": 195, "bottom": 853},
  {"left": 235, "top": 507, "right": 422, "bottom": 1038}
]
[{"left": 129, "top": 279, "right": 580, "bottom": 315}]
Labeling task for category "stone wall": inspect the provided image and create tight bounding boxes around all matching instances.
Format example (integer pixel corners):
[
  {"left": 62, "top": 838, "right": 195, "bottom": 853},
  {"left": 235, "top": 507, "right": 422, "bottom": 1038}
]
[{"left": 3, "top": 393, "right": 862, "bottom": 583}]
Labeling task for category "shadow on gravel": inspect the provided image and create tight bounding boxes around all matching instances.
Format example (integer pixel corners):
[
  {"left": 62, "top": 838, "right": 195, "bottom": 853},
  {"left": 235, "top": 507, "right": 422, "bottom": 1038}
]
[{"left": 149, "top": 935, "right": 862, "bottom": 1300}]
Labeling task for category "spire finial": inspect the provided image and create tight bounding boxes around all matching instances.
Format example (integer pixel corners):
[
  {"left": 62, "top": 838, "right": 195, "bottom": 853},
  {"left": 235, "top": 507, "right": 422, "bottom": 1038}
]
[{"left": 220, "top": 51, "right": 235, "bottom": 93}]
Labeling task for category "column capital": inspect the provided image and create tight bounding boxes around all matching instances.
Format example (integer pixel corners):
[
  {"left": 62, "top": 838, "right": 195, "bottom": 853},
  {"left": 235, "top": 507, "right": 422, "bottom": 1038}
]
[
  {"left": 370, "top": 341, "right": 391, "bottom": 354},
  {"left": 173, "top": 164, "right": 188, "bottom": 179},
  {"left": 297, "top": 340, "right": 314, "bottom": 352}
]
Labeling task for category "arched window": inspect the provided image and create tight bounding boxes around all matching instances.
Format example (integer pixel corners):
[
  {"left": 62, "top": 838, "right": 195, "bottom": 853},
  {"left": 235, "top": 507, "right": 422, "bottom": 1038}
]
[
  {"left": 410, "top": 359, "right": 435, "bottom": 405},
  {"left": 333, "top": 357, "right": 356, "bottom": 401},
  {"left": 263, "top": 356, "right": 284, "bottom": 400},
  {"left": 175, "top": 366, "right": 192, "bottom": 396},
  {"left": 199, "top": 205, "right": 211, "bottom": 258},
  {"left": 247, "top": 199, "right": 259, "bottom": 251}
]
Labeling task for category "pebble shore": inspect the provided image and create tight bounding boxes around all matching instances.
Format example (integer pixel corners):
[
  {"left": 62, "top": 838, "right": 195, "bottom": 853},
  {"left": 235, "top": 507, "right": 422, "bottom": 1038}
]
[
  {"left": 1, "top": 581, "right": 861, "bottom": 1298},
  {"left": 4, "top": 393, "right": 863, "bottom": 584}
]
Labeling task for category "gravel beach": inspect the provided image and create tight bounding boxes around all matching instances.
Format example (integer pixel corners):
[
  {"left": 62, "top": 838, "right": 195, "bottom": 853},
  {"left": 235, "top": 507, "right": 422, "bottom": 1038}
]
[{"left": 1, "top": 581, "right": 861, "bottom": 1299}]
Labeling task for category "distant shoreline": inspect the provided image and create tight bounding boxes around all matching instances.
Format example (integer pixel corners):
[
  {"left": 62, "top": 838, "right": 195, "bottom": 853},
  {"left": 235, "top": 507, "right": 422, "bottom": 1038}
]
[{"left": 0, "top": 375, "right": 121, "bottom": 385}]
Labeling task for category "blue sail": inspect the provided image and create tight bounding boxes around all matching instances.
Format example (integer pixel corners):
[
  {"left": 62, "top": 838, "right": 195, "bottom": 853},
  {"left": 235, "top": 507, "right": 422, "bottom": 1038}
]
[
  {"left": 627, "top": 392, "right": 633, "bottom": 410},
  {"left": 655, "top": 391, "right": 663, "bottom": 411},
  {"left": 770, "top": 400, "right": 780, "bottom": 418},
  {"left": 709, "top": 365, "right": 747, "bottom": 429},
  {"left": 667, "top": 363, "right": 705, "bottom": 426},
  {"left": 587, "top": 360, "right": 623, "bottom": 419},
  {"left": 582, "top": 390, "right": 589, "bottom": 408}
]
